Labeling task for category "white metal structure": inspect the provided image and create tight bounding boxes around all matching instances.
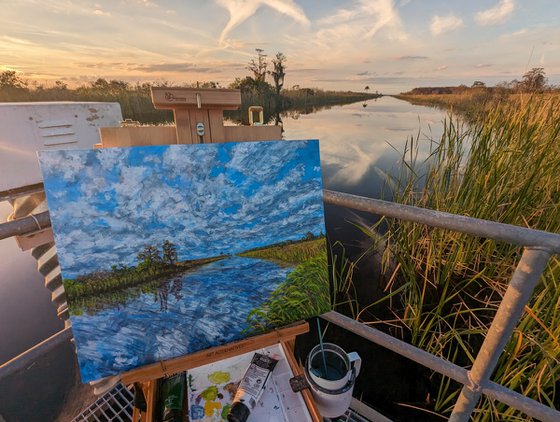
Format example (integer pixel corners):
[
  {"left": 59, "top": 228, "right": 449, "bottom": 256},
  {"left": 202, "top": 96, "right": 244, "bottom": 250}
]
[{"left": 0, "top": 102, "right": 122, "bottom": 193}]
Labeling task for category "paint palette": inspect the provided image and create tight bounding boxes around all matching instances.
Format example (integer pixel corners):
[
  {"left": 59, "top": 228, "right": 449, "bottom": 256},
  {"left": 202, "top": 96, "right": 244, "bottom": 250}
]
[{"left": 186, "top": 344, "right": 312, "bottom": 422}]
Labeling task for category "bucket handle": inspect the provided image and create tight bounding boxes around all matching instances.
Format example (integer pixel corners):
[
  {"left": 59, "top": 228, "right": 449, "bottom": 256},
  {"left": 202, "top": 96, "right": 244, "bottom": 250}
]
[{"left": 347, "top": 352, "right": 361, "bottom": 378}]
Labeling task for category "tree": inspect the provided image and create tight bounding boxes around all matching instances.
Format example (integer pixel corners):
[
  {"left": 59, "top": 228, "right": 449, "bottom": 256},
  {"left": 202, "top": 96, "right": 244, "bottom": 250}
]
[
  {"left": 162, "top": 240, "right": 177, "bottom": 265},
  {"left": 364, "top": 85, "right": 370, "bottom": 91},
  {"left": 472, "top": 81, "right": 486, "bottom": 88},
  {"left": 270, "top": 52, "right": 286, "bottom": 96},
  {"left": 137, "top": 245, "right": 162, "bottom": 272},
  {"left": 90, "top": 78, "right": 130, "bottom": 94},
  {"left": 0, "top": 70, "right": 27, "bottom": 89},
  {"left": 54, "top": 80, "right": 68, "bottom": 90},
  {"left": 521, "top": 67, "right": 547, "bottom": 92},
  {"left": 247, "top": 48, "right": 268, "bottom": 83}
]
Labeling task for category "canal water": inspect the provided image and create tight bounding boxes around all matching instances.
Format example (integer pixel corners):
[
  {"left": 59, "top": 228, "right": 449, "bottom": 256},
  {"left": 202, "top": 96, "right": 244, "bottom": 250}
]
[{"left": 0, "top": 96, "right": 450, "bottom": 419}]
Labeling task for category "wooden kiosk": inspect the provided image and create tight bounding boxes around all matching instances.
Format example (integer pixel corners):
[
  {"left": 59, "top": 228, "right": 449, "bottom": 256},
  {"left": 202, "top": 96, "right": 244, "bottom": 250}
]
[{"left": 96, "top": 87, "right": 320, "bottom": 421}]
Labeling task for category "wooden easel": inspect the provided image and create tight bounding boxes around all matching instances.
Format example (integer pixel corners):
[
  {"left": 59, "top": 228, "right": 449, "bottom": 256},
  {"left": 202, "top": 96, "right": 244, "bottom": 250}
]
[
  {"left": 97, "top": 88, "right": 319, "bottom": 422},
  {"left": 98, "top": 87, "right": 282, "bottom": 148}
]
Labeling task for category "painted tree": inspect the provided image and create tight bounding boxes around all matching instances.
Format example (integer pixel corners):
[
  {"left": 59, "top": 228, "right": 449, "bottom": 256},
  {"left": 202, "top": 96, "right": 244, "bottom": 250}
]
[
  {"left": 137, "top": 245, "right": 162, "bottom": 272},
  {"left": 162, "top": 240, "right": 178, "bottom": 265}
]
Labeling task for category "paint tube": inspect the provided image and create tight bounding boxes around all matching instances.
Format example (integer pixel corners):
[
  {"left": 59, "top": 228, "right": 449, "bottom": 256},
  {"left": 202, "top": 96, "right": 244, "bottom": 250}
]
[
  {"left": 160, "top": 372, "right": 186, "bottom": 422},
  {"left": 227, "top": 353, "right": 279, "bottom": 422}
]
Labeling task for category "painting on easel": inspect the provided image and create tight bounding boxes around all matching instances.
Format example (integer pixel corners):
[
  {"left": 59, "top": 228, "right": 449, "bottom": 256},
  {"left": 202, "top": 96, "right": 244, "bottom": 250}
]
[{"left": 39, "top": 140, "right": 327, "bottom": 382}]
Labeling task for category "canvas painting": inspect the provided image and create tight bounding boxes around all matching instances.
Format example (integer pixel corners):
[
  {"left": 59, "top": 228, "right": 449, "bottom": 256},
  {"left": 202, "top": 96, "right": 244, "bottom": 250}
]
[{"left": 39, "top": 140, "right": 327, "bottom": 382}]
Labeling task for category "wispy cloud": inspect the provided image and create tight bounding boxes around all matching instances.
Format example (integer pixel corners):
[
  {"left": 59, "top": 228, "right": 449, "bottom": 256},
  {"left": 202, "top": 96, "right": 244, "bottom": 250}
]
[
  {"left": 132, "top": 62, "right": 220, "bottom": 73},
  {"left": 475, "top": 0, "right": 515, "bottom": 26},
  {"left": 216, "top": 0, "right": 309, "bottom": 45},
  {"left": 93, "top": 8, "right": 111, "bottom": 17},
  {"left": 435, "top": 65, "right": 448, "bottom": 71},
  {"left": 431, "top": 14, "right": 463, "bottom": 35},
  {"left": 475, "top": 63, "right": 492, "bottom": 68},
  {"left": 318, "top": 0, "right": 406, "bottom": 40},
  {"left": 396, "top": 55, "right": 429, "bottom": 60}
]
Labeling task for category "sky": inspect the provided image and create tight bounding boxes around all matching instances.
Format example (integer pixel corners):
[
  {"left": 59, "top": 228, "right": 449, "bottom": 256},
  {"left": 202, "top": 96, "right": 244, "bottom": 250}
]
[
  {"left": 1, "top": 0, "right": 559, "bottom": 93},
  {"left": 38, "top": 140, "right": 325, "bottom": 278}
]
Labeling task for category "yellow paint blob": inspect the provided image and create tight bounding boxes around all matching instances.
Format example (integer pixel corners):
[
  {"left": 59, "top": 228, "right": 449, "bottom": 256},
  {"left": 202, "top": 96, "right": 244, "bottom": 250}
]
[
  {"left": 204, "top": 400, "right": 222, "bottom": 417},
  {"left": 208, "top": 370, "right": 231, "bottom": 384},
  {"left": 200, "top": 385, "right": 218, "bottom": 401}
]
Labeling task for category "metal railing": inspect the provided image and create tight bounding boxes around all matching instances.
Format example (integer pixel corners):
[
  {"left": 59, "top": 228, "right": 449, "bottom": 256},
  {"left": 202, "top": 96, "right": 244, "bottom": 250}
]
[
  {"left": 322, "top": 190, "right": 560, "bottom": 422},
  {"left": 1, "top": 189, "right": 559, "bottom": 421}
]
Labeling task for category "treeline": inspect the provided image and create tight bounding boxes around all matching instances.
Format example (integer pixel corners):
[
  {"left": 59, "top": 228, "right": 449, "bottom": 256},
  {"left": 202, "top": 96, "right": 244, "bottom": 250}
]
[
  {"left": 396, "top": 67, "right": 559, "bottom": 121},
  {"left": 0, "top": 49, "right": 381, "bottom": 124},
  {"left": 64, "top": 239, "right": 187, "bottom": 300},
  {"left": 400, "top": 67, "right": 557, "bottom": 96}
]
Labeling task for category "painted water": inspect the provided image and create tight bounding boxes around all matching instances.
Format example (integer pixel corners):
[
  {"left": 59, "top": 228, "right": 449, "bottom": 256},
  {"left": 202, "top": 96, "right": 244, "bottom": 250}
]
[{"left": 71, "top": 256, "right": 292, "bottom": 382}]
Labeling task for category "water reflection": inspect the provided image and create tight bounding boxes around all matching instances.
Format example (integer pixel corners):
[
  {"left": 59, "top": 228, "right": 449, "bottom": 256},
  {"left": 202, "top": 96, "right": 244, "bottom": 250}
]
[{"left": 281, "top": 96, "right": 448, "bottom": 199}]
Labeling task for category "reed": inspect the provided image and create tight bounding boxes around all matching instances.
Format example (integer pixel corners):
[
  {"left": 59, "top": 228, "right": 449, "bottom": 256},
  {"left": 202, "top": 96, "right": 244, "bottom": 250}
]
[{"left": 366, "top": 94, "right": 560, "bottom": 419}]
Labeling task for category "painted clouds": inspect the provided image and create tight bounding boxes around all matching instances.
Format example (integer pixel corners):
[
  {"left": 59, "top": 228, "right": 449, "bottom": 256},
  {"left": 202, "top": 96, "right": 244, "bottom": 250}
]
[{"left": 39, "top": 140, "right": 325, "bottom": 278}]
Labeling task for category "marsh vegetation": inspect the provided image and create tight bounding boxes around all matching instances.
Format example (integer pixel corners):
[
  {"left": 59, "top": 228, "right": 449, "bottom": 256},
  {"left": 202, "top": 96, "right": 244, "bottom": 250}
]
[{"left": 356, "top": 92, "right": 560, "bottom": 420}]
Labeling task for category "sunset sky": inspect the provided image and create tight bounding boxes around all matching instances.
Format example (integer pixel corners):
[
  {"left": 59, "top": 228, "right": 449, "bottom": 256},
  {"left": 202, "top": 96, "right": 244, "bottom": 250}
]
[{"left": 1, "top": 0, "right": 559, "bottom": 93}]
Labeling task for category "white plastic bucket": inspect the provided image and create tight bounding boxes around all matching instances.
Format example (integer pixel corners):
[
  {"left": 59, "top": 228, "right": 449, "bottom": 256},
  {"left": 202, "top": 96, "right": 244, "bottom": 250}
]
[{"left": 304, "top": 343, "right": 361, "bottom": 418}]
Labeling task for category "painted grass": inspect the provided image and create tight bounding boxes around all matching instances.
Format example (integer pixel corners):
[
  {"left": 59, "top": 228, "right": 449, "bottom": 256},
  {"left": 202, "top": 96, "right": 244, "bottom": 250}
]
[
  {"left": 246, "top": 239, "right": 359, "bottom": 331},
  {"left": 365, "top": 94, "right": 560, "bottom": 419},
  {"left": 247, "top": 251, "right": 330, "bottom": 331},
  {"left": 238, "top": 238, "right": 326, "bottom": 265},
  {"left": 64, "top": 255, "right": 226, "bottom": 300}
]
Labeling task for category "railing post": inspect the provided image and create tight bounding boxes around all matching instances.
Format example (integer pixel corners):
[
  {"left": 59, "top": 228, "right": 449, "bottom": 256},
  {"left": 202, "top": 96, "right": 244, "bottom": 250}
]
[{"left": 449, "top": 247, "right": 552, "bottom": 421}]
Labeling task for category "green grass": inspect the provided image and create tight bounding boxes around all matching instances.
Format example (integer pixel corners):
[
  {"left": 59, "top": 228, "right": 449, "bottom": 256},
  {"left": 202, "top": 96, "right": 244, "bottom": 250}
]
[
  {"left": 245, "top": 238, "right": 360, "bottom": 332},
  {"left": 363, "top": 94, "right": 560, "bottom": 419},
  {"left": 238, "top": 238, "right": 326, "bottom": 265},
  {"left": 64, "top": 255, "right": 226, "bottom": 300},
  {"left": 247, "top": 251, "right": 330, "bottom": 331}
]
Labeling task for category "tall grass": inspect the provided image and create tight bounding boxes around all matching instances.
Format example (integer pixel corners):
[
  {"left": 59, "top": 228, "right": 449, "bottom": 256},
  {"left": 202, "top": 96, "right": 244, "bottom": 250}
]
[{"left": 367, "top": 94, "right": 560, "bottom": 419}]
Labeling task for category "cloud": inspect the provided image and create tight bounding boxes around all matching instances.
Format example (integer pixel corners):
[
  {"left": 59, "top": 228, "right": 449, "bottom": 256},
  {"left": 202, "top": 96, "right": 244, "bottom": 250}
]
[
  {"left": 216, "top": 0, "right": 309, "bottom": 44},
  {"left": 431, "top": 14, "right": 463, "bottom": 35},
  {"left": 435, "top": 65, "right": 448, "bottom": 71},
  {"left": 475, "top": 0, "right": 515, "bottom": 26},
  {"left": 319, "top": 0, "right": 406, "bottom": 40},
  {"left": 132, "top": 63, "right": 220, "bottom": 73},
  {"left": 92, "top": 8, "right": 111, "bottom": 17},
  {"left": 40, "top": 141, "right": 325, "bottom": 278},
  {"left": 475, "top": 63, "right": 492, "bottom": 68},
  {"left": 396, "top": 55, "right": 429, "bottom": 60}
]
